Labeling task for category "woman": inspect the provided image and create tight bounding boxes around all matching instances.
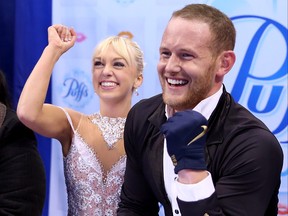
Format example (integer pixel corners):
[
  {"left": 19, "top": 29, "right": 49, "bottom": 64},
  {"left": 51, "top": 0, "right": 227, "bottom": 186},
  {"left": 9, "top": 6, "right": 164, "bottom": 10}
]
[{"left": 17, "top": 25, "right": 144, "bottom": 215}]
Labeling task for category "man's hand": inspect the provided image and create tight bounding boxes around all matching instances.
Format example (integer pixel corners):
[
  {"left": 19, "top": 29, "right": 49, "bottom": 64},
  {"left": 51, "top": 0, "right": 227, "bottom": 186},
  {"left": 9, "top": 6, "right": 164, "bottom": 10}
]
[{"left": 160, "top": 110, "right": 208, "bottom": 174}]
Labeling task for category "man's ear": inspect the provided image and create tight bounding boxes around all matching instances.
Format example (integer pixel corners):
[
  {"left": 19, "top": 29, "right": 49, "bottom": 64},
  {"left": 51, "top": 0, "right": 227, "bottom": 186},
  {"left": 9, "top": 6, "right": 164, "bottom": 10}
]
[{"left": 218, "top": 50, "right": 236, "bottom": 76}]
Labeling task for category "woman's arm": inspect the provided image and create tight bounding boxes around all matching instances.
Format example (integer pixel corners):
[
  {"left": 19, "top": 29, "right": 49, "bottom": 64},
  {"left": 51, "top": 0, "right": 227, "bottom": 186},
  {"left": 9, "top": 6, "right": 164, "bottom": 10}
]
[{"left": 17, "top": 25, "right": 77, "bottom": 141}]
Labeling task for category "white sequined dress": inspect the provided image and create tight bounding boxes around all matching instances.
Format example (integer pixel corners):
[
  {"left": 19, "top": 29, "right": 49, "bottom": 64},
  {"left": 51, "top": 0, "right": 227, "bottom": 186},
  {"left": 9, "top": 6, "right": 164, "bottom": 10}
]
[{"left": 62, "top": 109, "right": 126, "bottom": 216}]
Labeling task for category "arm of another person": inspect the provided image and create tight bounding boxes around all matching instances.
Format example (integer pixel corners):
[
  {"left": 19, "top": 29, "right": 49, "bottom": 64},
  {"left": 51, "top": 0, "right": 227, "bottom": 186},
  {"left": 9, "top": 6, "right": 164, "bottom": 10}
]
[
  {"left": 0, "top": 109, "right": 46, "bottom": 216},
  {"left": 117, "top": 106, "right": 160, "bottom": 215},
  {"left": 17, "top": 25, "right": 77, "bottom": 144}
]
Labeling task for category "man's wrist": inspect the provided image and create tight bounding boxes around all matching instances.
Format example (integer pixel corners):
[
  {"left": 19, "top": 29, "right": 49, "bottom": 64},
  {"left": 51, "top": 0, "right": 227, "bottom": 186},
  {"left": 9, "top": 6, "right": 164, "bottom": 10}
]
[
  {"left": 176, "top": 172, "right": 215, "bottom": 201},
  {"left": 177, "top": 170, "right": 208, "bottom": 184}
]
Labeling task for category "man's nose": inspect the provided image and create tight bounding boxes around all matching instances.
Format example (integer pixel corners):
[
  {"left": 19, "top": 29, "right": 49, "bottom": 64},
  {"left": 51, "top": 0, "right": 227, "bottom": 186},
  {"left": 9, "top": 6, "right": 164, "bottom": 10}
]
[{"left": 165, "top": 54, "right": 181, "bottom": 73}]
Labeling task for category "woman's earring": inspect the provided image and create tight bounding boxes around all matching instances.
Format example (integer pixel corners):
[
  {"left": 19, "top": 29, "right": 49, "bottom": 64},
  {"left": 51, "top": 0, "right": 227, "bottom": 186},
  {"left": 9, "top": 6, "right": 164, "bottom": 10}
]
[{"left": 134, "top": 88, "right": 139, "bottom": 96}]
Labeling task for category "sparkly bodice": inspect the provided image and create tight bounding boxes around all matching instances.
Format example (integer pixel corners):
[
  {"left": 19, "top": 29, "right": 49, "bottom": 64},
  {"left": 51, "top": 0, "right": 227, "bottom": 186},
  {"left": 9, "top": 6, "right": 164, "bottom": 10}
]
[{"left": 62, "top": 110, "right": 126, "bottom": 216}]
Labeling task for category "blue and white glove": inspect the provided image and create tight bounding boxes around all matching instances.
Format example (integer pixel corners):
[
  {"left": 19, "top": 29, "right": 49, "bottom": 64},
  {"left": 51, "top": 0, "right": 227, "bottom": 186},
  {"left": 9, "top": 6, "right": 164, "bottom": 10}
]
[{"left": 160, "top": 110, "right": 208, "bottom": 174}]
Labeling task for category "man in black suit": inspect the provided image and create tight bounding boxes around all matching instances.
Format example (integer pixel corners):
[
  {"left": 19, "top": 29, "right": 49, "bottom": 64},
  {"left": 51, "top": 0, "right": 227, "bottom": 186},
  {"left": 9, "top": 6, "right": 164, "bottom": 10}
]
[
  {"left": 0, "top": 70, "right": 46, "bottom": 215},
  {"left": 117, "top": 4, "right": 283, "bottom": 216}
]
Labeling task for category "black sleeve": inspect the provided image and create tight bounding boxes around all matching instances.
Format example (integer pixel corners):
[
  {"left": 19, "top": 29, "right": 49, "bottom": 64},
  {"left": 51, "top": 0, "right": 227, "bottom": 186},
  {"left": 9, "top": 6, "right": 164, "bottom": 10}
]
[
  {"left": 117, "top": 104, "right": 159, "bottom": 215},
  {"left": 213, "top": 128, "right": 283, "bottom": 216},
  {"left": 179, "top": 127, "right": 283, "bottom": 216},
  {"left": 0, "top": 110, "right": 46, "bottom": 216}
]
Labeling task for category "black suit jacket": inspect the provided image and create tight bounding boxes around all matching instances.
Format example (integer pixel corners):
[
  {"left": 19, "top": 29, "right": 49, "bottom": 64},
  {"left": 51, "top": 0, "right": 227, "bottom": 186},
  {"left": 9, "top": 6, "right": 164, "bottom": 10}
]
[
  {"left": 0, "top": 107, "right": 46, "bottom": 216},
  {"left": 118, "top": 87, "right": 283, "bottom": 216}
]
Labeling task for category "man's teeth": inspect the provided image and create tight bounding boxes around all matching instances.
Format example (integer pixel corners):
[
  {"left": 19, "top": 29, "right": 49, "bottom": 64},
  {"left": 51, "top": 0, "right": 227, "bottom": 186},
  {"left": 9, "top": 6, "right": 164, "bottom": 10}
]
[
  {"left": 167, "top": 78, "right": 187, "bottom": 85},
  {"left": 101, "top": 82, "right": 116, "bottom": 87}
]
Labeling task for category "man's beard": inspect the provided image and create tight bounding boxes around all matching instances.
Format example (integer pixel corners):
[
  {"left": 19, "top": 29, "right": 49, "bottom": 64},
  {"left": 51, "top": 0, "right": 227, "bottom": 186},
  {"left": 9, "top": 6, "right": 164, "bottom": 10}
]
[{"left": 162, "top": 67, "right": 215, "bottom": 111}]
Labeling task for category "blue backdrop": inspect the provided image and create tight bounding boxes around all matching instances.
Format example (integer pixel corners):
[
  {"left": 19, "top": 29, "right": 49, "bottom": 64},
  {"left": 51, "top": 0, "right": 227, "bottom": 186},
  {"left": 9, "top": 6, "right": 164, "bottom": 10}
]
[{"left": 0, "top": 0, "right": 52, "bottom": 215}]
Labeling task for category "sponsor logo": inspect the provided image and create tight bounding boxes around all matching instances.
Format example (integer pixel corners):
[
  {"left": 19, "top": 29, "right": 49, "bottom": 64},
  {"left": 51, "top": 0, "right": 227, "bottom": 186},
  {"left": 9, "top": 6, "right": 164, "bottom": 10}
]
[
  {"left": 187, "top": 126, "right": 208, "bottom": 145},
  {"left": 231, "top": 15, "right": 287, "bottom": 141},
  {"left": 278, "top": 203, "right": 288, "bottom": 215},
  {"left": 76, "top": 32, "right": 87, "bottom": 42},
  {"left": 60, "top": 69, "right": 93, "bottom": 109}
]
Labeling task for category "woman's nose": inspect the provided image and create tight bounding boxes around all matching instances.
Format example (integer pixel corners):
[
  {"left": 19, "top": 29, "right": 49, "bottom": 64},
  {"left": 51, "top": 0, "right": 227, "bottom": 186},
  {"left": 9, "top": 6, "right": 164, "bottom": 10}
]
[{"left": 102, "top": 65, "right": 113, "bottom": 76}]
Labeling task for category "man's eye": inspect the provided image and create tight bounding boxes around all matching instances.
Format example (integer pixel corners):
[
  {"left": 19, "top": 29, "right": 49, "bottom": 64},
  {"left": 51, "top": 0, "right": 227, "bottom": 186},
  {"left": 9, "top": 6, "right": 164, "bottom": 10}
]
[
  {"left": 181, "top": 53, "right": 194, "bottom": 59},
  {"left": 182, "top": 53, "right": 192, "bottom": 58},
  {"left": 161, "top": 51, "right": 171, "bottom": 58}
]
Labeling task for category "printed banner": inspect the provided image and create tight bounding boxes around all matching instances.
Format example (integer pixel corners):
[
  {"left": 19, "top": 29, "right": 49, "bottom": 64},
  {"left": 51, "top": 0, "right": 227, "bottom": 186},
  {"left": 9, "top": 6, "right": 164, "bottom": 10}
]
[{"left": 50, "top": 0, "right": 287, "bottom": 215}]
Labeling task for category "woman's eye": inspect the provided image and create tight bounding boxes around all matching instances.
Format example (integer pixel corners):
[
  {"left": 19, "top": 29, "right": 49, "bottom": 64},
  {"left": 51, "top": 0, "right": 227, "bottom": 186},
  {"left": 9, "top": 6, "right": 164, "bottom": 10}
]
[
  {"left": 94, "top": 61, "right": 103, "bottom": 67},
  {"left": 114, "top": 62, "right": 125, "bottom": 67}
]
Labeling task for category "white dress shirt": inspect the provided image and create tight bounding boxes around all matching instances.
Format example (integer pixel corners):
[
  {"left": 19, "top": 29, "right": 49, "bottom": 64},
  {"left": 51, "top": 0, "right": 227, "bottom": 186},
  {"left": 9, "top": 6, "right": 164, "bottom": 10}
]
[{"left": 163, "top": 86, "right": 223, "bottom": 216}]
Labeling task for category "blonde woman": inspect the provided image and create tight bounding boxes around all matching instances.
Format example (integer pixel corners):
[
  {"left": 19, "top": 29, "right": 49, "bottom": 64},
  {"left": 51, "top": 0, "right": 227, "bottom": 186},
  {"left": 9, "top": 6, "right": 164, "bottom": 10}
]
[{"left": 17, "top": 25, "right": 144, "bottom": 215}]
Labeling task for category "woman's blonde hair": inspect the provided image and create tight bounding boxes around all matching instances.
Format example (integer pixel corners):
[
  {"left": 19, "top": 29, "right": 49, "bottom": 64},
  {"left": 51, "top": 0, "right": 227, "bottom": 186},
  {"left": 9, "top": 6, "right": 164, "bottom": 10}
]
[{"left": 92, "top": 36, "right": 144, "bottom": 75}]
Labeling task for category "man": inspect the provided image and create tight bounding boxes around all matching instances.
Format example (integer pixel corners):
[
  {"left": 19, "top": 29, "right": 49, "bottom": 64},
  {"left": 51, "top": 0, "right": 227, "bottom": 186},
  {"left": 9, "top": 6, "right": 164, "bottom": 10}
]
[{"left": 117, "top": 4, "right": 283, "bottom": 216}]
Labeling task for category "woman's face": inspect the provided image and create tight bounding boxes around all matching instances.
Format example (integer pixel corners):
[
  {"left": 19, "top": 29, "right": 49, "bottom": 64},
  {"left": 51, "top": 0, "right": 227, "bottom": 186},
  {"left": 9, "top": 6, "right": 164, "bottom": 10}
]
[{"left": 93, "top": 46, "right": 142, "bottom": 104}]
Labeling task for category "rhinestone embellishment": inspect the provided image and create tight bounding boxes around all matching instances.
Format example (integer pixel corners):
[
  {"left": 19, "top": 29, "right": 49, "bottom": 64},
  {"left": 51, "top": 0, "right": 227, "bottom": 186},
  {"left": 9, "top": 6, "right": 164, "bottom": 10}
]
[{"left": 91, "top": 113, "right": 126, "bottom": 149}]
